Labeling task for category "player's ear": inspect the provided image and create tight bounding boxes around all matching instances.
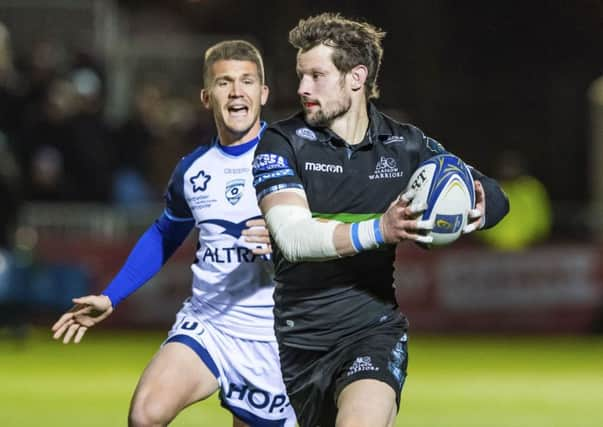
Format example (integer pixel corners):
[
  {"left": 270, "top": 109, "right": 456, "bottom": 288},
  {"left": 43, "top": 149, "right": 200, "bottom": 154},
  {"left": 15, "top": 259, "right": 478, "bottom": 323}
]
[
  {"left": 350, "top": 64, "right": 368, "bottom": 92},
  {"left": 260, "top": 85, "right": 269, "bottom": 106},
  {"left": 200, "top": 88, "right": 211, "bottom": 109}
]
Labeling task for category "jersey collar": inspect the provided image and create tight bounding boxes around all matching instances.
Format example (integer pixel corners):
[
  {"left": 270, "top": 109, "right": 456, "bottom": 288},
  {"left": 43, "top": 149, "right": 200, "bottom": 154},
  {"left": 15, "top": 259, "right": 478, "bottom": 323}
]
[
  {"left": 301, "top": 103, "right": 395, "bottom": 149},
  {"left": 215, "top": 121, "right": 267, "bottom": 156}
]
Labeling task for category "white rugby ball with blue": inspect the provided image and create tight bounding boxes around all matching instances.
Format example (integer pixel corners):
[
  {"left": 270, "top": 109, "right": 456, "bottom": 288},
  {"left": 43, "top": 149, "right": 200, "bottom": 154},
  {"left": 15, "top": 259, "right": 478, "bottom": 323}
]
[{"left": 405, "top": 154, "right": 475, "bottom": 246}]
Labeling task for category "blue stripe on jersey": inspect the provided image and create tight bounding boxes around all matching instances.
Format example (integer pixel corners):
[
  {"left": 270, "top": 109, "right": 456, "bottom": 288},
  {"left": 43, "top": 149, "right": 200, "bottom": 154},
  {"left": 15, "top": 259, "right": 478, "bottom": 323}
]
[
  {"left": 198, "top": 215, "right": 262, "bottom": 239},
  {"left": 217, "top": 121, "right": 267, "bottom": 157},
  {"left": 164, "top": 334, "right": 220, "bottom": 380},
  {"left": 253, "top": 169, "right": 295, "bottom": 186},
  {"left": 220, "top": 400, "right": 287, "bottom": 427}
]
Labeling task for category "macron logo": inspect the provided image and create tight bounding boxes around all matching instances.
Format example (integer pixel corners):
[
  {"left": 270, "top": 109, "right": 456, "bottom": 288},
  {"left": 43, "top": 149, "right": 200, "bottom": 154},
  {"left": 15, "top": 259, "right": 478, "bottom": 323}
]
[{"left": 305, "top": 162, "right": 343, "bottom": 173}]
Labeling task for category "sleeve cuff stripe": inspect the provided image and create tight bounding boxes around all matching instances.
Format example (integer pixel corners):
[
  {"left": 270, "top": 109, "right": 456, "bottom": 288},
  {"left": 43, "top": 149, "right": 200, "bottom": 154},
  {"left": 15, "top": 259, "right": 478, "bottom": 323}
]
[{"left": 256, "top": 183, "right": 304, "bottom": 201}]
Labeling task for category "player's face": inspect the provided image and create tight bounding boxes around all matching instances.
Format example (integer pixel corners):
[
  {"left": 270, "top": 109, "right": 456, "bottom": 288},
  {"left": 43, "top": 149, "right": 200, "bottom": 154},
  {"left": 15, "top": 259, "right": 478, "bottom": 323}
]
[
  {"left": 202, "top": 60, "right": 268, "bottom": 143},
  {"left": 296, "top": 44, "right": 352, "bottom": 127}
]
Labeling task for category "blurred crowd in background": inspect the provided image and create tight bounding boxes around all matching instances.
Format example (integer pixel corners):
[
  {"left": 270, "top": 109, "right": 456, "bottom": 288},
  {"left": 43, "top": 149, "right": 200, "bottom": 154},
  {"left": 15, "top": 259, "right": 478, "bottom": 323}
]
[
  {"left": 2, "top": 0, "right": 602, "bottom": 334},
  {"left": 0, "top": 20, "right": 211, "bottom": 208},
  {"left": 0, "top": 14, "right": 555, "bottom": 255}
]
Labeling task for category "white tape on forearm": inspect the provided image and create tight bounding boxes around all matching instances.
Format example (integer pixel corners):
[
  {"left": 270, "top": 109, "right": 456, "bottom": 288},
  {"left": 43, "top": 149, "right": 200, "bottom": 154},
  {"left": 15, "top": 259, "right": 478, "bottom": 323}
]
[{"left": 264, "top": 204, "right": 339, "bottom": 262}]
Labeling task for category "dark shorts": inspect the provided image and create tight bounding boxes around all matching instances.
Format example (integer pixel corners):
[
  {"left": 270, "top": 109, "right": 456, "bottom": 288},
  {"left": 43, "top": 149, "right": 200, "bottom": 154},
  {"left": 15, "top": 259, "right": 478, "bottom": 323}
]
[{"left": 278, "top": 318, "right": 409, "bottom": 427}]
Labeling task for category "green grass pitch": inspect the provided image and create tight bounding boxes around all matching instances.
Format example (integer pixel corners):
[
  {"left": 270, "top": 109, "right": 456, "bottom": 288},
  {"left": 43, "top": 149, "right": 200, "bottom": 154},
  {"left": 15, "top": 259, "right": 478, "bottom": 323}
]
[{"left": 1, "top": 329, "right": 601, "bottom": 426}]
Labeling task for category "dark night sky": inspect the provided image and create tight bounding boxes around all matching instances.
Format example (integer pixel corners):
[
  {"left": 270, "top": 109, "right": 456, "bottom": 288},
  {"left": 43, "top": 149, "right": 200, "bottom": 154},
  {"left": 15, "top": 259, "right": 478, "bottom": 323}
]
[{"left": 109, "top": 1, "right": 603, "bottom": 232}]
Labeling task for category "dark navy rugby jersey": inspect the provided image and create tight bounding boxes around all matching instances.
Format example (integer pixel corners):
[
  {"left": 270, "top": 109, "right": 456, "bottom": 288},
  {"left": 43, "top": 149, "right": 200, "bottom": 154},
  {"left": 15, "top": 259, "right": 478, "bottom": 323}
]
[{"left": 253, "top": 103, "right": 508, "bottom": 350}]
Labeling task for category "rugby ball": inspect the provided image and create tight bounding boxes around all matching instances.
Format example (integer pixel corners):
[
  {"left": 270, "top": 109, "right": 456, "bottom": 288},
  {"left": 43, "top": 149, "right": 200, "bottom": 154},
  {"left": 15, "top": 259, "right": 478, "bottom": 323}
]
[{"left": 405, "top": 154, "right": 475, "bottom": 246}]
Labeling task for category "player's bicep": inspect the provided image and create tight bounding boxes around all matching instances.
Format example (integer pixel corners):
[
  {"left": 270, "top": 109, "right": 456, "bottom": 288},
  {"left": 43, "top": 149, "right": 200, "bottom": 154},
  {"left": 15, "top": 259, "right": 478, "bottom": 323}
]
[{"left": 259, "top": 188, "right": 308, "bottom": 215}]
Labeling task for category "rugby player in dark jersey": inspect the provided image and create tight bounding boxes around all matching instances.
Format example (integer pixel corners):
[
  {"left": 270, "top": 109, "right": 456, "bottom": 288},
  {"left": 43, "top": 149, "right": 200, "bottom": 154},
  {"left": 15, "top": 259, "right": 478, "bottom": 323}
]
[{"left": 253, "top": 13, "right": 509, "bottom": 427}]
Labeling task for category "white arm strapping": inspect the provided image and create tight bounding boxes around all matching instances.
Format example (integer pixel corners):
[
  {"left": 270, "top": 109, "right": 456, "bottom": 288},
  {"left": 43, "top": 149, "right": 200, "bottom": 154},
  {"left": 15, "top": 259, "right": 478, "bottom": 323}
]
[{"left": 264, "top": 204, "right": 340, "bottom": 262}]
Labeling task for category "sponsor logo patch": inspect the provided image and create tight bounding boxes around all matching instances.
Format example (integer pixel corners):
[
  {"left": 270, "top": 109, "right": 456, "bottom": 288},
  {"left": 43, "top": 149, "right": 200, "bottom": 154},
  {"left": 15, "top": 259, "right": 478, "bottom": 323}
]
[
  {"left": 433, "top": 214, "right": 463, "bottom": 233},
  {"left": 197, "top": 217, "right": 271, "bottom": 263},
  {"left": 225, "top": 383, "right": 290, "bottom": 413},
  {"left": 383, "top": 136, "right": 405, "bottom": 144},
  {"left": 296, "top": 127, "right": 317, "bottom": 141},
  {"left": 224, "top": 167, "right": 250, "bottom": 174},
  {"left": 253, "top": 153, "right": 289, "bottom": 172},
  {"left": 305, "top": 161, "right": 343, "bottom": 173}
]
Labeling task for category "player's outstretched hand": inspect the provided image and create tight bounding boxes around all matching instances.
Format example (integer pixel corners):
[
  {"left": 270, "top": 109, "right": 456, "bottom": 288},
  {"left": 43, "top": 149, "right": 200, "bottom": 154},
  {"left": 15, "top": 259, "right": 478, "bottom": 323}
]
[
  {"left": 463, "top": 180, "right": 486, "bottom": 234},
  {"left": 380, "top": 190, "right": 434, "bottom": 244},
  {"left": 51, "top": 295, "right": 113, "bottom": 344},
  {"left": 242, "top": 218, "right": 272, "bottom": 255}
]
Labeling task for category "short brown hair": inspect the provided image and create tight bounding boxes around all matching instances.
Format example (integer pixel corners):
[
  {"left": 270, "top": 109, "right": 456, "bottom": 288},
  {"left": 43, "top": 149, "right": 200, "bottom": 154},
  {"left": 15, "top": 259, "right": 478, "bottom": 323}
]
[
  {"left": 289, "top": 13, "right": 385, "bottom": 99},
  {"left": 203, "top": 40, "right": 265, "bottom": 87}
]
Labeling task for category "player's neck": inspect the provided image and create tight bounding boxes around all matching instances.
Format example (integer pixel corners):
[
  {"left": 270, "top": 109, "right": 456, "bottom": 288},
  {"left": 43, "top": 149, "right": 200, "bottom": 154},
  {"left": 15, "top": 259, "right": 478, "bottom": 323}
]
[
  {"left": 329, "top": 101, "right": 369, "bottom": 145},
  {"left": 217, "top": 120, "right": 262, "bottom": 147}
]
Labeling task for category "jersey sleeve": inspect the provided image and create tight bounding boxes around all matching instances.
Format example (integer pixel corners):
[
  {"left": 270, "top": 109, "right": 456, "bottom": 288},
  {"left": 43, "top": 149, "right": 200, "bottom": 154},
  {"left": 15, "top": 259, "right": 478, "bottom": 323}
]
[
  {"left": 164, "top": 157, "right": 194, "bottom": 220},
  {"left": 415, "top": 128, "right": 509, "bottom": 229},
  {"left": 252, "top": 128, "right": 304, "bottom": 202},
  {"left": 101, "top": 213, "right": 193, "bottom": 307},
  {"left": 466, "top": 166, "right": 510, "bottom": 229},
  {"left": 417, "top": 130, "right": 449, "bottom": 162}
]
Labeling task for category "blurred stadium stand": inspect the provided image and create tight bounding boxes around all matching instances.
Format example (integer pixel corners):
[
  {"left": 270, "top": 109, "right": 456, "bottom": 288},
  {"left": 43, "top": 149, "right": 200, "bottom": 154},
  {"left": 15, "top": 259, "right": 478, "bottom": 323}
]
[{"left": 2, "top": 202, "right": 600, "bottom": 334}]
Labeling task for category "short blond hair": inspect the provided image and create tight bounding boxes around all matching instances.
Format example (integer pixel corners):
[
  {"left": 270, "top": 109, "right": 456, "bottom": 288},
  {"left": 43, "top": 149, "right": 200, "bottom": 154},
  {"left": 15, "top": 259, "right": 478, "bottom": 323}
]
[{"left": 203, "top": 40, "right": 265, "bottom": 87}]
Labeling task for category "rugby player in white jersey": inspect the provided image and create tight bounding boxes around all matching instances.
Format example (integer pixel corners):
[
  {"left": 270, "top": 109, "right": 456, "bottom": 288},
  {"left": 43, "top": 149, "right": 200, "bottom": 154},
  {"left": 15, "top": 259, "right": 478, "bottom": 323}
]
[{"left": 51, "top": 40, "right": 297, "bottom": 427}]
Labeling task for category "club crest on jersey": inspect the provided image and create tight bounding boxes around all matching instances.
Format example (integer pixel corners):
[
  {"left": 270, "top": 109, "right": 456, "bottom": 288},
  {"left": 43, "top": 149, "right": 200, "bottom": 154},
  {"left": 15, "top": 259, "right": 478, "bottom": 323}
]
[
  {"left": 225, "top": 179, "right": 245, "bottom": 205},
  {"left": 190, "top": 170, "right": 211, "bottom": 192},
  {"left": 369, "top": 156, "right": 403, "bottom": 180},
  {"left": 296, "top": 127, "right": 317, "bottom": 141},
  {"left": 347, "top": 356, "right": 379, "bottom": 376}
]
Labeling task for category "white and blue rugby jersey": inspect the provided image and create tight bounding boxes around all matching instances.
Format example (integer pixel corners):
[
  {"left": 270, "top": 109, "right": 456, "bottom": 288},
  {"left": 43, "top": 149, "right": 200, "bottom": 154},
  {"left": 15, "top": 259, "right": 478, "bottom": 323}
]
[{"left": 165, "top": 125, "right": 275, "bottom": 340}]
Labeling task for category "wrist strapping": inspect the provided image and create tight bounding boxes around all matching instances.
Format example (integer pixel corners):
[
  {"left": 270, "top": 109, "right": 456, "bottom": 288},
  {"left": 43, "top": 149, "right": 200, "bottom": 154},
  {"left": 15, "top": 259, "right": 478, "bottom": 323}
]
[{"left": 350, "top": 218, "right": 385, "bottom": 252}]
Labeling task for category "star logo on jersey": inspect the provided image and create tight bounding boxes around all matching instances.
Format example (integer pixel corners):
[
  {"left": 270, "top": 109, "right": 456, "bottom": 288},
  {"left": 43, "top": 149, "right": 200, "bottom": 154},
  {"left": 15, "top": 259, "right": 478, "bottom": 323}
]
[
  {"left": 225, "top": 179, "right": 245, "bottom": 205},
  {"left": 190, "top": 170, "right": 211, "bottom": 192}
]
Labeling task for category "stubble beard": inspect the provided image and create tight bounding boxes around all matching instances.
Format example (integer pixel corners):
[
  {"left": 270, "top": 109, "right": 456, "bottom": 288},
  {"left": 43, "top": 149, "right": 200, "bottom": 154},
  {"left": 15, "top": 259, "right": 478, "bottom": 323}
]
[{"left": 305, "top": 96, "right": 352, "bottom": 128}]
